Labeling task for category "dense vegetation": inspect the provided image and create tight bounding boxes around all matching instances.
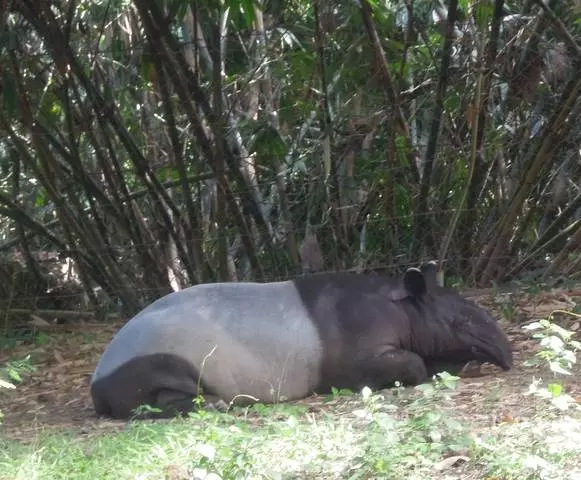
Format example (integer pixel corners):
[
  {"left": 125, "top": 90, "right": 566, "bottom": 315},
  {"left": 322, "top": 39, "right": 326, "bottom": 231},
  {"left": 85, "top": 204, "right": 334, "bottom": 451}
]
[{"left": 1, "top": 0, "right": 580, "bottom": 316}]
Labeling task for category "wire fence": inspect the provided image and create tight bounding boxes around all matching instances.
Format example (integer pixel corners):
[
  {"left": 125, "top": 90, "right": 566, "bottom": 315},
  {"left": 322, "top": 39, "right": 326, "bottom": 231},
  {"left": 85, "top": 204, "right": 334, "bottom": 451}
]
[{"left": 0, "top": 247, "right": 572, "bottom": 318}]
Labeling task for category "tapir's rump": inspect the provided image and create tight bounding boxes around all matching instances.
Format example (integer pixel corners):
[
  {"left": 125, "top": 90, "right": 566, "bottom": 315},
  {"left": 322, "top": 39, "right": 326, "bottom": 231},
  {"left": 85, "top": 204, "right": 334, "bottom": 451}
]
[
  {"left": 91, "top": 281, "right": 325, "bottom": 418},
  {"left": 90, "top": 269, "right": 513, "bottom": 419}
]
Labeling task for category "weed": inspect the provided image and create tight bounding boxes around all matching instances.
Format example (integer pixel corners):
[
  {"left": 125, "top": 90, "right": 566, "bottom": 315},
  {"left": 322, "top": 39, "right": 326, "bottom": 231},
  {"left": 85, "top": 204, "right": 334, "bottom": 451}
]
[{"left": 523, "top": 311, "right": 581, "bottom": 411}]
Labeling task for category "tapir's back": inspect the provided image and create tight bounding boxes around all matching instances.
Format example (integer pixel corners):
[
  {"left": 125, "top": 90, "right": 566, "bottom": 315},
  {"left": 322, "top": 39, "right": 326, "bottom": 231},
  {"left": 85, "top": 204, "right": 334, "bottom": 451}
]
[{"left": 91, "top": 281, "right": 325, "bottom": 407}]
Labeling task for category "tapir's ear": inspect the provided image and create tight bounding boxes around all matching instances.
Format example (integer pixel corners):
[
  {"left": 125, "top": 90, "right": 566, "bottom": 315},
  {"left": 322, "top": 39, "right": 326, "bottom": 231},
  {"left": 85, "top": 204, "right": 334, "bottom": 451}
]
[
  {"left": 420, "top": 261, "right": 438, "bottom": 290},
  {"left": 387, "top": 267, "right": 427, "bottom": 300},
  {"left": 402, "top": 267, "right": 427, "bottom": 297}
]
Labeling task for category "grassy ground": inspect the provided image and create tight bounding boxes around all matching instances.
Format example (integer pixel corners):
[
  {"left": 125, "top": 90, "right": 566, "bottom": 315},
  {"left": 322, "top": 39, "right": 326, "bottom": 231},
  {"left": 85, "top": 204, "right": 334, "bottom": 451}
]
[{"left": 1, "top": 284, "right": 581, "bottom": 479}]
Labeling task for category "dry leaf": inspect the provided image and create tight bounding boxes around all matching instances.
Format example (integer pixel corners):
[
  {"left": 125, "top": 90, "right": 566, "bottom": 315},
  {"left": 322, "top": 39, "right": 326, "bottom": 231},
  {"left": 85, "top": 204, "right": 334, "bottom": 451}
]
[
  {"left": 466, "top": 103, "right": 476, "bottom": 129},
  {"left": 434, "top": 455, "right": 470, "bottom": 470},
  {"left": 500, "top": 412, "right": 515, "bottom": 423},
  {"left": 30, "top": 315, "right": 50, "bottom": 326},
  {"left": 54, "top": 350, "right": 65, "bottom": 364}
]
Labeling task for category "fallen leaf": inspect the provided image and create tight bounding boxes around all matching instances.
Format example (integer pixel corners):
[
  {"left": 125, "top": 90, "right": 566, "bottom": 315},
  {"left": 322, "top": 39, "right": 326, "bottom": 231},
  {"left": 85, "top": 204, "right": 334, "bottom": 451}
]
[
  {"left": 434, "top": 455, "right": 470, "bottom": 470},
  {"left": 30, "top": 315, "right": 50, "bottom": 326},
  {"left": 54, "top": 350, "right": 65, "bottom": 364},
  {"left": 500, "top": 412, "right": 515, "bottom": 423}
]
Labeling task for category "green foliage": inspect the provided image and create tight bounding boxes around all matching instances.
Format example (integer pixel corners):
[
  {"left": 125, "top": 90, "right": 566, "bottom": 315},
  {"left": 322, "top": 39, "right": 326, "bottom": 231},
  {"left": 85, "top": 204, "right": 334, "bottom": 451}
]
[
  {"left": 248, "top": 121, "right": 288, "bottom": 166},
  {"left": 328, "top": 386, "right": 354, "bottom": 398},
  {"left": 234, "top": 401, "right": 307, "bottom": 418},
  {"left": 472, "top": 0, "right": 493, "bottom": 30},
  {"left": 0, "top": 355, "right": 35, "bottom": 424},
  {"left": 524, "top": 314, "right": 581, "bottom": 372},
  {"left": 2, "top": 71, "right": 16, "bottom": 116},
  {"left": 0, "top": 355, "right": 35, "bottom": 385},
  {"left": 523, "top": 312, "right": 581, "bottom": 411},
  {"left": 0, "top": 381, "right": 470, "bottom": 479},
  {"left": 2, "top": 0, "right": 581, "bottom": 312},
  {"left": 497, "top": 293, "right": 518, "bottom": 324},
  {"left": 131, "top": 403, "right": 163, "bottom": 418},
  {"left": 0, "top": 330, "right": 50, "bottom": 349},
  {"left": 350, "top": 380, "right": 468, "bottom": 477},
  {"left": 2, "top": 373, "right": 581, "bottom": 478}
]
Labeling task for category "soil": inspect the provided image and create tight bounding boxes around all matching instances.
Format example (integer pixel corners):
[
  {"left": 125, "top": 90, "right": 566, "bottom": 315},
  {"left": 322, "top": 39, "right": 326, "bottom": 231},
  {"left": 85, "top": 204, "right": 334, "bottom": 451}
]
[{"left": 1, "top": 285, "right": 581, "bottom": 443}]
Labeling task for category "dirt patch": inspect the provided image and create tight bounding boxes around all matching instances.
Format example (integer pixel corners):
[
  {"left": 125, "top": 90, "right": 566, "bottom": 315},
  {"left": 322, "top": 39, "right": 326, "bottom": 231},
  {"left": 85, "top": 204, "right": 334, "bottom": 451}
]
[
  {"left": 0, "top": 323, "right": 128, "bottom": 441},
  {"left": 1, "top": 286, "right": 580, "bottom": 442}
]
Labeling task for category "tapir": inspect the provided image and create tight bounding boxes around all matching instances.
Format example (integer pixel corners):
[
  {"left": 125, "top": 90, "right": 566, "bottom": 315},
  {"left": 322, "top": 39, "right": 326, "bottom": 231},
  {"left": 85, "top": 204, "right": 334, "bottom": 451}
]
[{"left": 90, "top": 263, "right": 513, "bottom": 419}]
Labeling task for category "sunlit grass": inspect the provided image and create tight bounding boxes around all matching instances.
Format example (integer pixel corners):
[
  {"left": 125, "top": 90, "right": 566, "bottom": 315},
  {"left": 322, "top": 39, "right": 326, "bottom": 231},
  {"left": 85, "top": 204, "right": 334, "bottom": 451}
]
[{"left": 2, "top": 380, "right": 581, "bottom": 480}]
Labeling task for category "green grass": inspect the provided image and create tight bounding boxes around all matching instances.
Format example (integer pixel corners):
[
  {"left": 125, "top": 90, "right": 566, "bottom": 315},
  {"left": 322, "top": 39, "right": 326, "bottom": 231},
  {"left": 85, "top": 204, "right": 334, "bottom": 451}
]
[{"left": 2, "top": 382, "right": 581, "bottom": 480}]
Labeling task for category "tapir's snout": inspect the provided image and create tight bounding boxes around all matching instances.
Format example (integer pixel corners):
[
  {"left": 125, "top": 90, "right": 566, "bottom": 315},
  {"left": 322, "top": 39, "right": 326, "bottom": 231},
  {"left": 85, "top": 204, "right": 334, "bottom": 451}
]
[
  {"left": 496, "top": 353, "right": 512, "bottom": 371},
  {"left": 470, "top": 344, "right": 512, "bottom": 371},
  {"left": 465, "top": 327, "right": 513, "bottom": 372}
]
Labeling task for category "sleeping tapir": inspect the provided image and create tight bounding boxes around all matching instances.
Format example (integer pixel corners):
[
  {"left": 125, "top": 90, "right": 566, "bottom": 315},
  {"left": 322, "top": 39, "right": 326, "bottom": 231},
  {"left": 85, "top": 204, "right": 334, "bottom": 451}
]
[{"left": 91, "top": 263, "right": 513, "bottom": 419}]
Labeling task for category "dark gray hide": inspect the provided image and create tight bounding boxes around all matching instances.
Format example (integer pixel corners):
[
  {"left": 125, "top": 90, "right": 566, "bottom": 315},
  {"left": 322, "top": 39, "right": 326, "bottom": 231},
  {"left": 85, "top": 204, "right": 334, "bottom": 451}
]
[{"left": 91, "top": 267, "right": 512, "bottom": 418}]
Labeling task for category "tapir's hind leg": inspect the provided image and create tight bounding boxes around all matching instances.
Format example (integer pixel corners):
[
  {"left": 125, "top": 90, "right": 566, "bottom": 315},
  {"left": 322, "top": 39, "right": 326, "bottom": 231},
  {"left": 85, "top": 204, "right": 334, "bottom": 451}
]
[
  {"left": 355, "top": 348, "right": 428, "bottom": 390},
  {"left": 91, "top": 353, "right": 223, "bottom": 419}
]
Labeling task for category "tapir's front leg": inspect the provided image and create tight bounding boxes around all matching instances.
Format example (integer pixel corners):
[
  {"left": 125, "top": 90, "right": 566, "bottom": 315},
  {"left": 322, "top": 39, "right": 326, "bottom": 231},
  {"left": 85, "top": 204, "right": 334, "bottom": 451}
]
[{"left": 354, "top": 347, "right": 429, "bottom": 390}]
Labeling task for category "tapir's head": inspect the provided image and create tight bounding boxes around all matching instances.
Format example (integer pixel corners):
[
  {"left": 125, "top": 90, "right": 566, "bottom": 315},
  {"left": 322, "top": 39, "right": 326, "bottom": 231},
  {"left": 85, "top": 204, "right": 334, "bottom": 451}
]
[{"left": 390, "top": 263, "right": 513, "bottom": 372}]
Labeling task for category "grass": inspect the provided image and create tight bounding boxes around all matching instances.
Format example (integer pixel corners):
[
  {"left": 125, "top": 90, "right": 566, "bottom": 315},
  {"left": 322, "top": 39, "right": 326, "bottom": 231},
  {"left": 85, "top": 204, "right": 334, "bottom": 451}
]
[{"left": 1, "top": 379, "right": 581, "bottom": 480}]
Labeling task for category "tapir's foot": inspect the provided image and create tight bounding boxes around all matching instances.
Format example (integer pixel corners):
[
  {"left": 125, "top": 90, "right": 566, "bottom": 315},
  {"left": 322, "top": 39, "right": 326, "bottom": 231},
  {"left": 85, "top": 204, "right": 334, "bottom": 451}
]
[
  {"left": 148, "top": 389, "right": 229, "bottom": 418},
  {"left": 356, "top": 348, "right": 429, "bottom": 389},
  {"left": 153, "top": 389, "right": 201, "bottom": 417},
  {"left": 204, "top": 398, "right": 229, "bottom": 412}
]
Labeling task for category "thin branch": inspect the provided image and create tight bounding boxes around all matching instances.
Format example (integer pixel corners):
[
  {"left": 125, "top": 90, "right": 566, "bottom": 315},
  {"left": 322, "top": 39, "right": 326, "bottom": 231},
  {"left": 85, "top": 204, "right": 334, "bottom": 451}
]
[{"left": 411, "top": 0, "right": 459, "bottom": 260}]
